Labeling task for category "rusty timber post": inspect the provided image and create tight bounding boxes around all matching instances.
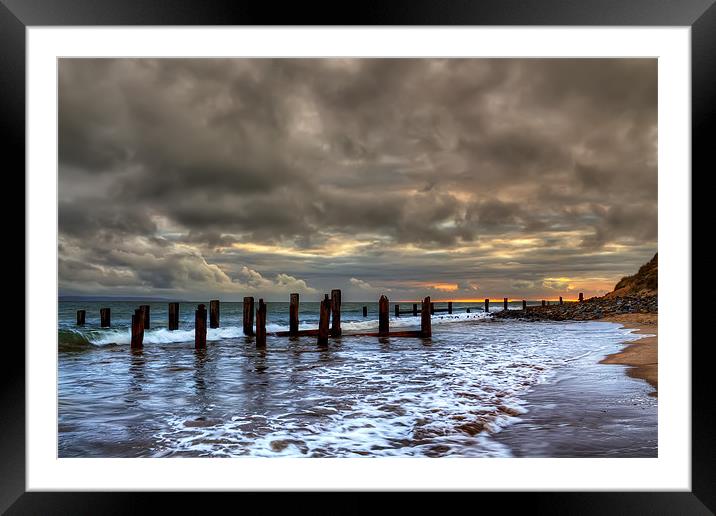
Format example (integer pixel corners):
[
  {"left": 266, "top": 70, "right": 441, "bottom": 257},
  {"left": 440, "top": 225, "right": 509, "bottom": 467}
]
[
  {"left": 195, "top": 304, "right": 207, "bottom": 350},
  {"left": 255, "top": 299, "right": 267, "bottom": 348},
  {"left": 331, "top": 289, "right": 342, "bottom": 337},
  {"left": 131, "top": 308, "right": 144, "bottom": 349},
  {"left": 378, "top": 295, "right": 389, "bottom": 336},
  {"left": 168, "top": 302, "right": 179, "bottom": 330},
  {"left": 421, "top": 296, "right": 432, "bottom": 338},
  {"left": 100, "top": 308, "right": 111, "bottom": 328},
  {"left": 289, "top": 293, "right": 299, "bottom": 336},
  {"left": 243, "top": 297, "right": 255, "bottom": 336},
  {"left": 139, "top": 304, "right": 150, "bottom": 329},
  {"left": 209, "top": 299, "right": 220, "bottom": 329},
  {"left": 318, "top": 295, "right": 331, "bottom": 347}
]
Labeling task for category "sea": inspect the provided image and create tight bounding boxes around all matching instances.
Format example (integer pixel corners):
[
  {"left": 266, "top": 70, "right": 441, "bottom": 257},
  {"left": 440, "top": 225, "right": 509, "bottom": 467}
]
[{"left": 58, "top": 300, "right": 657, "bottom": 457}]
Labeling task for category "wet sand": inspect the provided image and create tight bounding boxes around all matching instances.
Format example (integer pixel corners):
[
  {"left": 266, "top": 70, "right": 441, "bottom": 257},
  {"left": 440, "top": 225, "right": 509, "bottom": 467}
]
[
  {"left": 492, "top": 318, "right": 658, "bottom": 457},
  {"left": 599, "top": 313, "right": 657, "bottom": 397}
]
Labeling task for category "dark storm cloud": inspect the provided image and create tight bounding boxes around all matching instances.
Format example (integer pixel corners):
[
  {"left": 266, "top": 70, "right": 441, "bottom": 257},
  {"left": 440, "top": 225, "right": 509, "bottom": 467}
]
[{"left": 58, "top": 58, "right": 657, "bottom": 299}]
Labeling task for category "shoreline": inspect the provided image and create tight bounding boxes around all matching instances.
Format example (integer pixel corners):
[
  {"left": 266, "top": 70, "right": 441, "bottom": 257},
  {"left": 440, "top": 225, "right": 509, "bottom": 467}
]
[
  {"left": 598, "top": 313, "right": 658, "bottom": 397},
  {"left": 491, "top": 315, "right": 658, "bottom": 457}
]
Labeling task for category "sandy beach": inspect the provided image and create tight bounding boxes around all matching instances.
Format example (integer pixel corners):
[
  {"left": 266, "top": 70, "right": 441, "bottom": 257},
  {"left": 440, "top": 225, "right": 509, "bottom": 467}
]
[{"left": 599, "top": 313, "right": 658, "bottom": 397}]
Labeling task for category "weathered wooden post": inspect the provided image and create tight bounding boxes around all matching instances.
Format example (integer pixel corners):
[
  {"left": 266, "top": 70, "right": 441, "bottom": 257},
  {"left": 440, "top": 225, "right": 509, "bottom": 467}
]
[
  {"left": 256, "top": 299, "right": 267, "bottom": 348},
  {"left": 100, "top": 308, "right": 111, "bottom": 328},
  {"left": 395, "top": 304, "right": 400, "bottom": 318},
  {"left": 139, "top": 304, "right": 150, "bottom": 329},
  {"left": 168, "top": 302, "right": 179, "bottom": 330},
  {"left": 131, "top": 308, "right": 144, "bottom": 349},
  {"left": 542, "top": 300, "right": 546, "bottom": 306},
  {"left": 76, "top": 310, "right": 85, "bottom": 326},
  {"left": 503, "top": 297, "right": 508, "bottom": 310},
  {"left": 209, "top": 299, "right": 220, "bottom": 329},
  {"left": 378, "top": 295, "right": 389, "bottom": 336},
  {"left": 484, "top": 299, "right": 489, "bottom": 313},
  {"left": 289, "top": 293, "right": 299, "bottom": 336},
  {"left": 195, "top": 304, "right": 207, "bottom": 349},
  {"left": 317, "top": 295, "right": 331, "bottom": 347},
  {"left": 559, "top": 296, "right": 563, "bottom": 305},
  {"left": 413, "top": 303, "right": 418, "bottom": 316},
  {"left": 448, "top": 301, "right": 453, "bottom": 314},
  {"left": 466, "top": 307, "right": 471, "bottom": 313},
  {"left": 421, "top": 296, "right": 432, "bottom": 338},
  {"left": 331, "top": 289, "right": 342, "bottom": 337},
  {"left": 362, "top": 306, "right": 368, "bottom": 317},
  {"left": 522, "top": 300, "right": 527, "bottom": 310},
  {"left": 243, "top": 296, "right": 255, "bottom": 336},
  {"left": 430, "top": 302, "right": 435, "bottom": 315},
  {"left": 579, "top": 292, "right": 584, "bottom": 302}
]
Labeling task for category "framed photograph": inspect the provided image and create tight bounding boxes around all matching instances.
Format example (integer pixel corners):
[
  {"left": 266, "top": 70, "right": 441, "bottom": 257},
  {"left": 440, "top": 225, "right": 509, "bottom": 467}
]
[{"left": 6, "top": 0, "right": 710, "bottom": 511}]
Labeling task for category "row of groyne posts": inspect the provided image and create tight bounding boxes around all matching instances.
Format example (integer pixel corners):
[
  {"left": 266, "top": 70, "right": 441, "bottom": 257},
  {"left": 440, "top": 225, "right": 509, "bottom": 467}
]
[{"left": 75, "top": 291, "right": 585, "bottom": 351}]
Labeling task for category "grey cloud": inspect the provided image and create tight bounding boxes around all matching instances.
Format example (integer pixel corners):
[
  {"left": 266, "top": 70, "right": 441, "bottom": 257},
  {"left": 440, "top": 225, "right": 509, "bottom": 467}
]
[{"left": 58, "top": 58, "right": 657, "bottom": 300}]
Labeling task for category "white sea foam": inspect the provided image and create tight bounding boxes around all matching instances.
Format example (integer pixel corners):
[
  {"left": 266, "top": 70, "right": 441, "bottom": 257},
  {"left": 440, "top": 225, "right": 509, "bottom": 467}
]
[
  {"left": 70, "top": 311, "right": 493, "bottom": 346},
  {"left": 59, "top": 319, "right": 652, "bottom": 458},
  {"left": 145, "top": 322, "right": 644, "bottom": 458},
  {"left": 79, "top": 326, "right": 245, "bottom": 346}
]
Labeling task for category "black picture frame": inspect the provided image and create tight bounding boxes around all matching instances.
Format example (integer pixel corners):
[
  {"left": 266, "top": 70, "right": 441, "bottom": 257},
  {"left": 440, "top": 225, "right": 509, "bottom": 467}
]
[{"left": 4, "top": 0, "right": 709, "bottom": 511}]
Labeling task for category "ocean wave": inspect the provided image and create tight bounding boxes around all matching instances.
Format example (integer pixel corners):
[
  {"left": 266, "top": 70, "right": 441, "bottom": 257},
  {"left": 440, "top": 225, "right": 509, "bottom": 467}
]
[
  {"left": 59, "top": 326, "right": 245, "bottom": 347},
  {"left": 59, "top": 311, "right": 492, "bottom": 348}
]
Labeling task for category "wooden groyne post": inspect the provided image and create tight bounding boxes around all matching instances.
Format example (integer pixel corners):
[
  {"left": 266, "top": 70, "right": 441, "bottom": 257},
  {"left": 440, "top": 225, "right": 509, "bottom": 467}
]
[
  {"left": 559, "top": 296, "right": 563, "bottom": 305},
  {"left": 395, "top": 304, "right": 400, "bottom": 318},
  {"left": 579, "top": 292, "right": 584, "bottom": 302},
  {"left": 168, "top": 302, "right": 179, "bottom": 330},
  {"left": 522, "top": 300, "right": 527, "bottom": 310},
  {"left": 542, "top": 300, "right": 546, "bottom": 306},
  {"left": 378, "top": 295, "right": 389, "bottom": 336},
  {"left": 209, "top": 299, "right": 220, "bottom": 328},
  {"left": 318, "top": 295, "right": 331, "bottom": 347},
  {"left": 100, "top": 307, "right": 111, "bottom": 328},
  {"left": 484, "top": 299, "right": 489, "bottom": 313},
  {"left": 243, "top": 296, "right": 255, "bottom": 336},
  {"left": 195, "top": 304, "right": 207, "bottom": 349},
  {"left": 331, "top": 289, "right": 342, "bottom": 337},
  {"left": 448, "top": 301, "right": 453, "bottom": 315},
  {"left": 412, "top": 303, "right": 418, "bottom": 316},
  {"left": 421, "top": 296, "right": 432, "bottom": 338},
  {"left": 76, "top": 310, "right": 85, "bottom": 326},
  {"left": 362, "top": 306, "right": 368, "bottom": 317},
  {"left": 131, "top": 308, "right": 144, "bottom": 349},
  {"left": 256, "top": 299, "right": 267, "bottom": 348},
  {"left": 140, "top": 304, "right": 150, "bottom": 329},
  {"left": 503, "top": 297, "right": 508, "bottom": 310},
  {"left": 289, "top": 293, "right": 299, "bottom": 336}
]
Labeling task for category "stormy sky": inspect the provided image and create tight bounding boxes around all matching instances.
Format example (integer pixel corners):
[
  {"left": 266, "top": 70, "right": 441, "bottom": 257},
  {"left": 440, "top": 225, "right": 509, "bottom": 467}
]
[{"left": 58, "top": 58, "right": 657, "bottom": 301}]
